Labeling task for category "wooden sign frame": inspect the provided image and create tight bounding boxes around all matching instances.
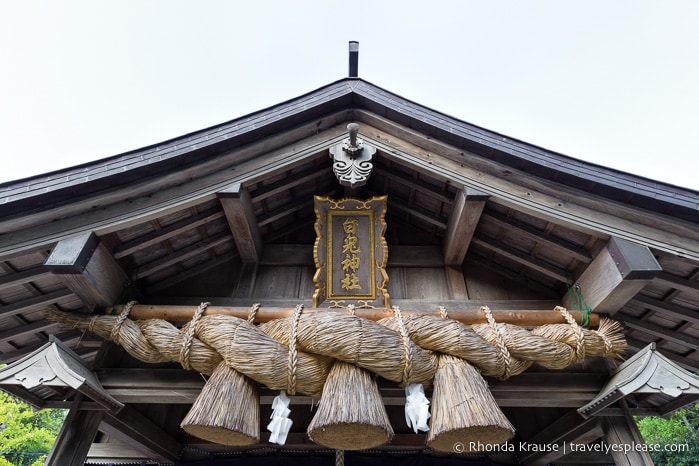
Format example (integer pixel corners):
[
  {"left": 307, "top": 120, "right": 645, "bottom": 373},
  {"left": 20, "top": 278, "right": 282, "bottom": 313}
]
[{"left": 312, "top": 196, "right": 389, "bottom": 308}]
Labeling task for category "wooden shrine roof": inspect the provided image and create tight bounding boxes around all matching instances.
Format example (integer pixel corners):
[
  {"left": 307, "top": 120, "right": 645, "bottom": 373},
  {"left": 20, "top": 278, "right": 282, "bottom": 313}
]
[{"left": 0, "top": 77, "right": 698, "bottom": 463}]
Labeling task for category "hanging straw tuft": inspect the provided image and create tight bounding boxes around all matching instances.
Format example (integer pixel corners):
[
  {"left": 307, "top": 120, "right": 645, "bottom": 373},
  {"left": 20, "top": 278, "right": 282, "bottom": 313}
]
[
  {"left": 180, "top": 361, "right": 260, "bottom": 445},
  {"left": 427, "top": 354, "right": 514, "bottom": 452},
  {"left": 307, "top": 360, "right": 394, "bottom": 450}
]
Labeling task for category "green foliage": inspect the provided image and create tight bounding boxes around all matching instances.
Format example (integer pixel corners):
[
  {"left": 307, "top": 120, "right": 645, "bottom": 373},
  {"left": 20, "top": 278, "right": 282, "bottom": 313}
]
[
  {"left": 637, "top": 403, "right": 699, "bottom": 465},
  {"left": 0, "top": 390, "right": 66, "bottom": 466}
]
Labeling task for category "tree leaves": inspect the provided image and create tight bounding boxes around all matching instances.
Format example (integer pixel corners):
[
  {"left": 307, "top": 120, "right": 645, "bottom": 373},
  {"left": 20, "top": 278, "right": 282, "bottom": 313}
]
[{"left": 0, "top": 391, "right": 66, "bottom": 466}]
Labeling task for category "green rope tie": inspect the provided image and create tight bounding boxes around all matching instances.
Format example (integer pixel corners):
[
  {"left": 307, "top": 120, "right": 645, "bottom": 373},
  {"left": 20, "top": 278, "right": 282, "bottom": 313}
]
[{"left": 566, "top": 279, "right": 591, "bottom": 328}]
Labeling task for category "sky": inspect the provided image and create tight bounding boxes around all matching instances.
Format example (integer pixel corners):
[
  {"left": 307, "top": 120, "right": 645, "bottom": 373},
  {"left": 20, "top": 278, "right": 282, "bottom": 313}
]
[{"left": 1, "top": 1, "right": 698, "bottom": 190}]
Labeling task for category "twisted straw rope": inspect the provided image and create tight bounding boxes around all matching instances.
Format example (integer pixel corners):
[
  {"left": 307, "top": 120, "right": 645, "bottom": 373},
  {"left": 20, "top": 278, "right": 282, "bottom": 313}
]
[
  {"left": 481, "top": 306, "right": 512, "bottom": 380},
  {"left": 247, "top": 303, "right": 261, "bottom": 323},
  {"left": 392, "top": 306, "right": 413, "bottom": 386},
  {"left": 556, "top": 305, "right": 585, "bottom": 364},
  {"left": 109, "top": 300, "right": 136, "bottom": 344},
  {"left": 287, "top": 304, "right": 304, "bottom": 395},
  {"left": 180, "top": 302, "right": 209, "bottom": 371},
  {"left": 47, "top": 306, "right": 626, "bottom": 393}
]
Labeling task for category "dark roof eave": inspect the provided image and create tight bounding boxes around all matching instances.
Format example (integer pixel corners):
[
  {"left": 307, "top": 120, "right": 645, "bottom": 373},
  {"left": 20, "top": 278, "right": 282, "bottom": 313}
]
[{"left": 1, "top": 78, "right": 697, "bottom": 223}]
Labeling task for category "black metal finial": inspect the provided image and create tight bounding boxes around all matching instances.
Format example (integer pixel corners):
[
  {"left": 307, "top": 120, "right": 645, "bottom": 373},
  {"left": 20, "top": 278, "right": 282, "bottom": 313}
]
[{"left": 349, "top": 41, "right": 359, "bottom": 78}]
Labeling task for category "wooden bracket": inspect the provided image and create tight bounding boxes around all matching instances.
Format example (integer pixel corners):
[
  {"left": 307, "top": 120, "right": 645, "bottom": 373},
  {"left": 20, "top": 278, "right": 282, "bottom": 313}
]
[
  {"left": 44, "top": 232, "right": 138, "bottom": 309},
  {"left": 218, "top": 183, "right": 262, "bottom": 262},
  {"left": 562, "top": 236, "right": 662, "bottom": 314},
  {"left": 443, "top": 187, "right": 488, "bottom": 265}
]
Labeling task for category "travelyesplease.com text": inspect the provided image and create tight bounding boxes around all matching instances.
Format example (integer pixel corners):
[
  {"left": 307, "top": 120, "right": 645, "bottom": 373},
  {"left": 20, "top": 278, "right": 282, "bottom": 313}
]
[{"left": 454, "top": 441, "right": 689, "bottom": 455}]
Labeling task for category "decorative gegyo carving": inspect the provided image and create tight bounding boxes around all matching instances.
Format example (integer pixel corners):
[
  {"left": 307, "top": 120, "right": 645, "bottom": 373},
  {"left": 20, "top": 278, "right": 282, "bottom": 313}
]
[{"left": 330, "top": 123, "right": 377, "bottom": 188}]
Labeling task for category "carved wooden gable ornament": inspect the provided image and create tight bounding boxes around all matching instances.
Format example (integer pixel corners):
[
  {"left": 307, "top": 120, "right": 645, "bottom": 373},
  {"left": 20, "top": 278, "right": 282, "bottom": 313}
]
[{"left": 312, "top": 196, "right": 389, "bottom": 308}]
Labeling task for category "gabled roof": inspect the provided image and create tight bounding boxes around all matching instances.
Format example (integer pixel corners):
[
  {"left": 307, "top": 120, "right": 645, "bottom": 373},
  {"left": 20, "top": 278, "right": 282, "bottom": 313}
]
[
  {"left": 1, "top": 78, "right": 697, "bottom": 255},
  {"left": 0, "top": 76, "right": 698, "bottom": 382}
]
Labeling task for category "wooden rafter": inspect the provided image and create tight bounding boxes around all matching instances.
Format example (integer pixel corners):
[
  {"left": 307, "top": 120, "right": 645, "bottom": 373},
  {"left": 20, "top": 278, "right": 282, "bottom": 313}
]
[
  {"left": 0, "top": 267, "right": 54, "bottom": 292},
  {"left": 145, "top": 253, "right": 237, "bottom": 294},
  {"left": 0, "top": 320, "right": 60, "bottom": 345},
  {"left": 132, "top": 232, "right": 233, "bottom": 280},
  {"left": 655, "top": 271, "right": 699, "bottom": 296},
  {"left": 482, "top": 208, "right": 593, "bottom": 263},
  {"left": 113, "top": 208, "right": 225, "bottom": 259},
  {"left": 372, "top": 165, "right": 454, "bottom": 205},
  {"left": 620, "top": 314, "right": 699, "bottom": 351},
  {"left": 373, "top": 192, "right": 448, "bottom": 230},
  {"left": 0, "top": 289, "right": 74, "bottom": 320},
  {"left": 631, "top": 294, "right": 699, "bottom": 325},
  {"left": 249, "top": 163, "right": 330, "bottom": 203},
  {"left": 471, "top": 234, "right": 569, "bottom": 282}
]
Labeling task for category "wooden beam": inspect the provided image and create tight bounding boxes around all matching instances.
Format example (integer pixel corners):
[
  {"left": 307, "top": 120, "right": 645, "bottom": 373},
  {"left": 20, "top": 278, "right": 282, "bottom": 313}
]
[
  {"left": 621, "top": 314, "right": 699, "bottom": 351},
  {"left": 631, "top": 294, "right": 699, "bottom": 325},
  {"left": 44, "top": 232, "right": 137, "bottom": 309},
  {"left": 655, "top": 271, "right": 699, "bottom": 295},
  {"left": 562, "top": 237, "right": 662, "bottom": 315},
  {"left": 131, "top": 232, "right": 233, "bottom": 280},
  {"left": 45, "top": 398, "right": 105, "bottom": 466},
  {"left": 145, "top": 253, "right": 237, "bottom": 294},
  {"left": 96, "top": 369, "right": 603, "bottom": 407},
  {"left": 99, "top": 302, "right": 598, "bottom": 326},
  {"left": 471, "top": 234, "right": 569, "bottom": 282},
  {"left": 521, "top": 411, "right": 605, "bottom": 466},
  {"left": 0, "top": 320, "right": 60, "bottom": 344},
  {"left": 0, "top": 289, "right": 73, "bottom": 319},
  {"left": 113, "top": 208, "right": 225, "bottom": 259},
  {"left": 0, "top": 267, "right": 53, "bottom": 292},
  {"left": 218, "top": 183, "right": 262, "bottom": 262},
  {"left": 371, "top": 191, "right": 448, "bottom": 230},
  {"left": 0, "top": 330, "right": 84, "bottom": 364},
  {"left": 257, "top": 197, "right": 314, "bottom": 228},
  {"left": 443, "top": 187, "right": 488, "bottom": 265},
  {"left": 482, "top": 208, "right": 592, "bottom": 263},
  {"left": 99, "top": 405, "right": 182, "bottom": 463},
  {"left": 372, "top": 165, "right": 454, "bottom": 205},
  {"left": 250, "top": 164, "right": 330, "bottom": 203}
]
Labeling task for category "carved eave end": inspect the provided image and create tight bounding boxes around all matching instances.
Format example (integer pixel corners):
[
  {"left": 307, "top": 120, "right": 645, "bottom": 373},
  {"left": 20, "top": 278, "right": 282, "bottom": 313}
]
[
  {"left": 579, "top": 343, "right": 699, "bottom": 418},
  {"left": 0, "top": 336, "right": 123, "bottom": 412}
]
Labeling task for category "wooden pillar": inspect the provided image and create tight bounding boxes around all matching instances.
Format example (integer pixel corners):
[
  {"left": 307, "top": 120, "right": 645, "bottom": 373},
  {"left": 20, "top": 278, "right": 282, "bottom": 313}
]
[
  {"left": 100, "top": 406, "right": 182, "bottom": 462},
  {"left": 44, "top": 232, "right": 137, "bottom": 309},
  {"left": 563, "top": 236, "right": 662, "bottom": 315},
  {"left": 522, "top": 411, "right": 605, "bottom": 466},
  {"left": 218, "top": 183, "right": 262, "bottom": 262},
  {"left": 45, "top": 397, "right": 104, "bottom": 466},
  {"left": 602, "top": 402, "right": 655, "bottom": 466}
]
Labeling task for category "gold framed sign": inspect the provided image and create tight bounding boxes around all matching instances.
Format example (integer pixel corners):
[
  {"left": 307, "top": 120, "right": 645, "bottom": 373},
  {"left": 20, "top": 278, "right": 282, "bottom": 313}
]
[{"left": 312, "top": 196, "right": 389, "bottom": 308}]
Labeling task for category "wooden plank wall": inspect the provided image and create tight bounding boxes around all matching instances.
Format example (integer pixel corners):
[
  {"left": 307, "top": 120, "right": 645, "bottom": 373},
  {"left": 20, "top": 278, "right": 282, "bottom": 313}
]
[{"left": 154, "top": 245, "right": 546, "bottom": 303}]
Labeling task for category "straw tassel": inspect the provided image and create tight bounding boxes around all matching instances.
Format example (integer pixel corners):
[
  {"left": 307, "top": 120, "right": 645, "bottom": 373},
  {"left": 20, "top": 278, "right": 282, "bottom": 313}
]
[
  {"left": 180, "top": 361, "right": 260, "bottom": 445},
  {"left": 307, "top": 360, "right": 394, "bottom": 450},
  {"left": 427, "top": 354, "right": 514, "bottom": 452}
]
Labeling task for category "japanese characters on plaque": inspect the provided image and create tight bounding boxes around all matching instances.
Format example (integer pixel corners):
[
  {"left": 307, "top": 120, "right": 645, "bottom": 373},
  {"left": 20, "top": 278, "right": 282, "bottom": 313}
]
[{"left": 312, "top": 196, "right": 389, "bottom": 308}]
